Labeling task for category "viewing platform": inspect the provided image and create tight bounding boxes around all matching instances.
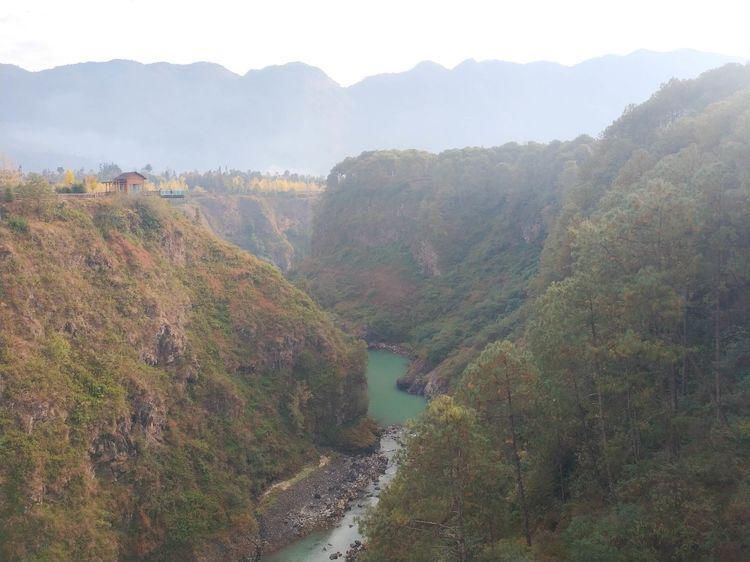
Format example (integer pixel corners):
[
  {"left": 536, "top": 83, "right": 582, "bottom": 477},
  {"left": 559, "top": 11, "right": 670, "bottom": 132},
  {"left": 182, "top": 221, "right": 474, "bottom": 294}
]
[{"left": 158, "top": 189, "right": 185, "bottom": 198}]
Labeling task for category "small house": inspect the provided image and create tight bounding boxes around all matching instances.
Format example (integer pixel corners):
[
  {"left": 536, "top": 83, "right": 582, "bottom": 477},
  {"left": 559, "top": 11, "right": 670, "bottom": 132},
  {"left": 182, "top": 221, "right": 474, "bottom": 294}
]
[{"left": 104, "top": 172, "right": 146, "bottom": 194}]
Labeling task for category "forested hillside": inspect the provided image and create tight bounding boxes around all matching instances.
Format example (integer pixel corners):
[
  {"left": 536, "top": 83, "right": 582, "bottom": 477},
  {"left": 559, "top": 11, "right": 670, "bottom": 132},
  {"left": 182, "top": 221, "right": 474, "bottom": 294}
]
[
  {"left": 0, "top": 188, "right": 372, "bottom": 560},
  {"left": 300, "top": 138, "right": 595, "bottom": 392},
  {"left": 359, "top": 63, "right": 750, "bottom": 560},
  {"left": 189, "top": 191, "right": 318, "bottom": 272}
]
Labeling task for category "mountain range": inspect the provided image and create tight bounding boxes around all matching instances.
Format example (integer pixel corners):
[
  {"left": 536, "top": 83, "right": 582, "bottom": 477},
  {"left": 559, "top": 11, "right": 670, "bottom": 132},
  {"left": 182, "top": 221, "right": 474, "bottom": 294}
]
[{"left": 0, "top": 49, "right": 743, "bottom": 173}]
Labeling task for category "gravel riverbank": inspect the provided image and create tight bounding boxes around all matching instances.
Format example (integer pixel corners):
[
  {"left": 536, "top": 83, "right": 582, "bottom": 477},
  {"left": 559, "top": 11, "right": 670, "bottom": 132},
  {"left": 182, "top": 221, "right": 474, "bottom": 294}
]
[{"left": 259, "top": 444, "right": 389, "bottom": 554}]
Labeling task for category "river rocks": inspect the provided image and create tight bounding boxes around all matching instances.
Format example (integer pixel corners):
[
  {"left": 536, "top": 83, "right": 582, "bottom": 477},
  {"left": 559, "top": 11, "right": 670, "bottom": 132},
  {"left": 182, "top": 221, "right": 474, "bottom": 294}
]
[
  {"left": 367, "top": 342, "right": 413, "bottom": 356},
  {"left": 345, "top": 540, "right": 366, "bottom": 561},
  {"left": 259, "top": 448, "right": 388, "bottom": 554},
  {"left": 395, "top": 357, "right": 450, "bottom": 398}
]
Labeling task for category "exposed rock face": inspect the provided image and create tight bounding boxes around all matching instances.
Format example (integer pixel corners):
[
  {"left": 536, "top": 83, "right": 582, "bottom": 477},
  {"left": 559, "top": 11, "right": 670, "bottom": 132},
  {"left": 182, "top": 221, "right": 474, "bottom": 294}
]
[
  {"left": 90, "top": 428, "right": 136, "bottom": 471},
  {"left": 521, "top": 219, "right": 543, "bottom": 243},
  {"left": 140, "top": 322, "right": 186, "bottom": 366},
  {"left": 160, "top": 226, "right": 186, "bottom": 266},
  {"left": 155, "top": 324, "right": 185, "bottom": 366},
  {"left": 14, "top": 399, "right": 55, "bottom": 434},
  {"left": 422, "top": 367, "right": 449, "bottom": 397},
  {"left": 90, "top": 390, "right": 166, "bottom": 477}
]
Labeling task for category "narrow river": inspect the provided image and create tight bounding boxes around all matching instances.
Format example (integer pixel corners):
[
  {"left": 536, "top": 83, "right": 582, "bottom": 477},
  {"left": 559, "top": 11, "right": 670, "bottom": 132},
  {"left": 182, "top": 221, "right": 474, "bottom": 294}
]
[{"left": 263, "top": 350, "right": 426, "bottom": 561}]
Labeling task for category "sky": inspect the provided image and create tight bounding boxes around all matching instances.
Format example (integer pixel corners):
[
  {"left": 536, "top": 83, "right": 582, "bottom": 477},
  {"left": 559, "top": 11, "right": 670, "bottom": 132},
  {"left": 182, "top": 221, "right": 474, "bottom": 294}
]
[{"left": 1, "top": 0, "right": 749, "bottom": 85}]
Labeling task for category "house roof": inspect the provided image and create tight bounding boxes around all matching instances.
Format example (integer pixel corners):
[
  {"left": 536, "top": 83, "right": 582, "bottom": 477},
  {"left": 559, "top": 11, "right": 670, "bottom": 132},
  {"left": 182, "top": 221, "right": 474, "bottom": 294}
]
[{"left": 112, "top": 171, "right": 147, "bottom": 182}]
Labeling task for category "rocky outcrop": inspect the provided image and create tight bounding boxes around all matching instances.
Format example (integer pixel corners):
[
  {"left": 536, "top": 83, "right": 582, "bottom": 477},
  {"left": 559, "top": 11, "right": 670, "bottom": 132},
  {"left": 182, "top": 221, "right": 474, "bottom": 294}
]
[
  {"left": 89, "top": 389, "right": 166, "bottom": 477},
  {"left": 345, "top": 540, "right": 366, "bottom": 561},
  {"left": 394, "top": 356, "right": 452, "bottom": 398},
  {"left": 160, "top": 226, "right": 186, "bottom": 266},
  {"left": 13, "top": 398, "right": 56, "bottom": 434},
  {"left": 85, "top": 249, "right": 113, "bottom": 271},
  {"left": 394, "top": 356, "right": 428, "bottom": 395},
  {"left": 154, "top": 324, "right": 185, "bottom": 366}
]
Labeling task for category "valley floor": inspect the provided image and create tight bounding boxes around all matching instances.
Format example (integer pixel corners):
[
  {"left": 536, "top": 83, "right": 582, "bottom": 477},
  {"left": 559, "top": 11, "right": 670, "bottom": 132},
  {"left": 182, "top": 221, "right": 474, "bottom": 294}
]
[{"left": 259, "top": 446, "right": 387, "bottom": 554}]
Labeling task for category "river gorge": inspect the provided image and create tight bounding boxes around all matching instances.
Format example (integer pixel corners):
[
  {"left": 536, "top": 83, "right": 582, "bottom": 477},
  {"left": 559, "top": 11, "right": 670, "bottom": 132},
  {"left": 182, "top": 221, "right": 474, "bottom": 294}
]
[{"left": 263, "top": 350, "right": 426, "bottom": 561}]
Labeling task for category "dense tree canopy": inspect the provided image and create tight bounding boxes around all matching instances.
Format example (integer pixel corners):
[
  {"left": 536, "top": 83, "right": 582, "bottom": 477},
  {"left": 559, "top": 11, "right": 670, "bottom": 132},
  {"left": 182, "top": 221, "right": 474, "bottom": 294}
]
[
  {"left": 301, "top": 139, "right": 593, "bottom": 391},
  {"left": 361, "top": 63, "right": 750, "bottom": 561}
]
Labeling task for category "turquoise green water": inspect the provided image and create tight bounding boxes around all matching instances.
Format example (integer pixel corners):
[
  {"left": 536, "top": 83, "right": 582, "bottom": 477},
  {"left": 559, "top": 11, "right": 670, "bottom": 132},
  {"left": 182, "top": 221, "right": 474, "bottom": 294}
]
[
  {"left": 263, "top": 350, "right": 425, "bottom": 561},
  {"left": 365, "top": 349, "right": 426, "bottom": 426}
]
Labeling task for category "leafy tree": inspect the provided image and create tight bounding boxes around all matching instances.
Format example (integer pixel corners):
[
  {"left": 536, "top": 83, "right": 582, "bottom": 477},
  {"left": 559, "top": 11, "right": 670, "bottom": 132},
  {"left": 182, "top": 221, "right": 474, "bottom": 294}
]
[
  {"left": 361, "top": 396, "right": 508, "bottom": 561},
  {"left": 97, "top": 162, "right": 122, "bottom": 181},
  {"left": 63, "top": 169, "right": 75, "bottom": 186},
  {"left": 459, "top": 341, "right": 535, "bottom": 546}
]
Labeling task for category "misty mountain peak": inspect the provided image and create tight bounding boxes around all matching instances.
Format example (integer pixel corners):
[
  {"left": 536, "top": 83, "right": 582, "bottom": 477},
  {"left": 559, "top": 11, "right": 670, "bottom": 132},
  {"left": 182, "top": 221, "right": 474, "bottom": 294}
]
[{"left": 0, "top": 51, "right": 744, "bottom": 172}]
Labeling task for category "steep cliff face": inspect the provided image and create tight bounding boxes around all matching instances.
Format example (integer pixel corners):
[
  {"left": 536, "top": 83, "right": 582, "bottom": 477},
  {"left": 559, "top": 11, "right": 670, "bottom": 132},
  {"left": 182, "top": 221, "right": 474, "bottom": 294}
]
[
  {"left": 0, "top": 195, "right": 368, "bottom": 560},
  {"left": 299, "top": 142, "right": 594, "bottom": 391},
  {"left": 189, "top": 192, "right": 318, "bottom": 272}
]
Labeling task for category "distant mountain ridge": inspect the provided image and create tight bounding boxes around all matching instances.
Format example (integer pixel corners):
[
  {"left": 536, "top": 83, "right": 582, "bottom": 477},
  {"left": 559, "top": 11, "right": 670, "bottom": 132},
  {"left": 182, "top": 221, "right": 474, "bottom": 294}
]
[{"left": 0, "top": 50, "right": 744, "bottom": 172}]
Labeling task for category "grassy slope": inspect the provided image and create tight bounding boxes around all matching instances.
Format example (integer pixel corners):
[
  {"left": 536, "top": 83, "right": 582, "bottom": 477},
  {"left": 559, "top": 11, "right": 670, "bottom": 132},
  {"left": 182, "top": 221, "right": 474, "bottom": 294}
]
[{"left": 0, "top": 195, "right": 369, "bottom": 560}]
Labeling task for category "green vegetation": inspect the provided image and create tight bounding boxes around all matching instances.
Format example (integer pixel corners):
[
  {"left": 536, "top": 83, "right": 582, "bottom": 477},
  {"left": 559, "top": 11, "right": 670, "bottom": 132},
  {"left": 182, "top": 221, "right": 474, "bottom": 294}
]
[
  {"left": 300, "top": 140, "right": 593, "bottom": 391},
  {"left": 5, "top": 58, "right": 750, "bottom": 562},
  {"left": 179, "top": 169, "right": 323, "bottom": 194},
  {"left": 360, "top": 64, "right": 750, "bottom": 561},
  {"left": 35, "top": 165, "right": 323, "bottom": 196},
  {"left": 189, "top": 191, "right": 317, "bottom": 273},
  {"left": 6, "top": 216, "right": 28, "bottom": 233},
  {"left": 0, "top": 189, "right": 372, "bottom": 560}
]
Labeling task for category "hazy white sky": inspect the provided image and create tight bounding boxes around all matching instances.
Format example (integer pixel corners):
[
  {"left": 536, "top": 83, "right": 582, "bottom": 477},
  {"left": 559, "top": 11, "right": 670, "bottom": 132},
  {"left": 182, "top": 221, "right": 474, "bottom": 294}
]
[{"left": 1, "top": 0, "right": 749, "bottom": 85}]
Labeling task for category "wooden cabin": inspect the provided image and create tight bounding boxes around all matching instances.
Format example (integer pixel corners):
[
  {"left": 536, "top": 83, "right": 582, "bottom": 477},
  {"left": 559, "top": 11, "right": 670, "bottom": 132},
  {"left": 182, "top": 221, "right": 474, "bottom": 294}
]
[{"left": 104, "top": 172, "right": 146, "bottom": 194}]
